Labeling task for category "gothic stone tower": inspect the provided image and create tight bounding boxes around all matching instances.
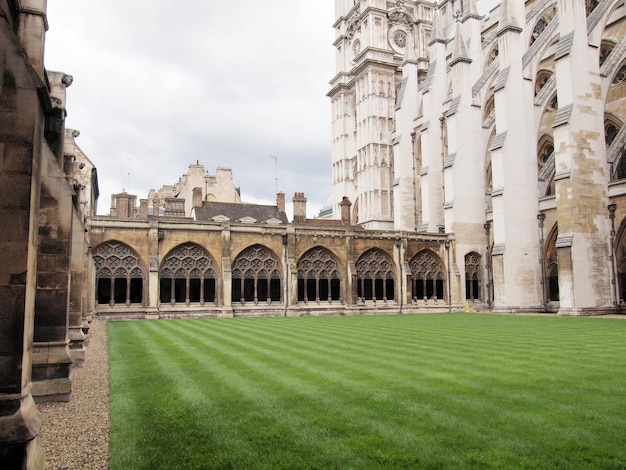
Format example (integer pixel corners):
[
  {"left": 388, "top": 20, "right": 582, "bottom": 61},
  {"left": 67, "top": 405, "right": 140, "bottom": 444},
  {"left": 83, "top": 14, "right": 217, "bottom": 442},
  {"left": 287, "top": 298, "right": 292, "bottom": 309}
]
[{"left": 329, "top": 0, "right": 433, "bottom": 230}]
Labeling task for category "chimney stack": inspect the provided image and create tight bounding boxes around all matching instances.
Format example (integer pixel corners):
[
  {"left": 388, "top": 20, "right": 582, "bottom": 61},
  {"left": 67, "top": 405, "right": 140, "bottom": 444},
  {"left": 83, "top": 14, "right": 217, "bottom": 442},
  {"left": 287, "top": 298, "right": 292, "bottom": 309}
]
[
  {"left": 340, "top": 196, "right": 352, "bottom": 224},
  {"left": 292, "top": 192, "right": 307, "bottom": 224},
  {"left": 139, "top": 199, "right": 148, "bottom": 219},
  {"left": 192, "top": 187, "right": 203, "bottom": 209},
  {"left": 276, "top": 192, "right": 285, "bottom": 213}
]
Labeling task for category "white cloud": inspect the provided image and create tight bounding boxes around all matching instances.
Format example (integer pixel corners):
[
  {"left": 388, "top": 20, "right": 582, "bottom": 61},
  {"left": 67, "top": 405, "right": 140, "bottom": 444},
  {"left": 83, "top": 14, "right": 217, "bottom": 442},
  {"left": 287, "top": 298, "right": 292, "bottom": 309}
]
[
  {"left": 46, "top": 0, "right": 336, "bottom": 217},
  {"left": 46, "top": 0, "right": 500, "bottom": 218}
]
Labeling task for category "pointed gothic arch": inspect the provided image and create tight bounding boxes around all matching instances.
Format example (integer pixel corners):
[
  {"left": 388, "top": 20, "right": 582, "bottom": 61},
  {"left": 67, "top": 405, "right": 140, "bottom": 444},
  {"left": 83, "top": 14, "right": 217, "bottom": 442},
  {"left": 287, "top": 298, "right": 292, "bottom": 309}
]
[
  {"left": 614, "top": 217, "right": 626, "bottom": 303},
  {"left": 464, "top": 252, "right": 482, "bottom": 301},
  {"left": 297, "top": 247, "right": 342, "bottom": 303},
  {"left": 538, "top": 135, "right": 556, "bottom": 196},
  {"left": 409, "top": 250, "right": 446, "bottom": 301},
  {"left": 535, "top": 69, "right": 553, "bottom": 96},
  {"left": 485, "top": 128, "right": 496, "bottom": 212},
  {"left": 544, "top": 224, "right": 560, "bottom": 303},
  {"left": 93, "top": 240, "right": 145, "bottom": 306},
  {"left": 160, "top": 243, "right": 217, "bottom": 306},
  {"left": 231, "top": 244, "right": 282, "bottom": 304},
  {"left": 530, "top": 7, "right": 558, "bottom": 46},
  {"left": 356, "top": 248, "right": 396, "bottom": 301}
]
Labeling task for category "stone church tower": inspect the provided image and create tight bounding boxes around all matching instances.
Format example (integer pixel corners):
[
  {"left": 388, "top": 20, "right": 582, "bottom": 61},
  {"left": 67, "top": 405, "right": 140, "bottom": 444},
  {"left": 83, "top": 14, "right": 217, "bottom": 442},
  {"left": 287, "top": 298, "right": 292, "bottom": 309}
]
[
  {"left": 330, "top": 0, "right": 626, "bottom": 314},
  {"left": 329, "top": 0, "right": 434, "bottom": 230}
]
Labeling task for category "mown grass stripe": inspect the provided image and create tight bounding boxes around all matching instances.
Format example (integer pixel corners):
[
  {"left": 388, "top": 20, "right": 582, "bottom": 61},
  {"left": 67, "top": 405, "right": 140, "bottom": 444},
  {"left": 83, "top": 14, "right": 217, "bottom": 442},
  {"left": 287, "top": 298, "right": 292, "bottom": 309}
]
[{"left": 109, "top": 314, "right": 626, "bottom": 469}]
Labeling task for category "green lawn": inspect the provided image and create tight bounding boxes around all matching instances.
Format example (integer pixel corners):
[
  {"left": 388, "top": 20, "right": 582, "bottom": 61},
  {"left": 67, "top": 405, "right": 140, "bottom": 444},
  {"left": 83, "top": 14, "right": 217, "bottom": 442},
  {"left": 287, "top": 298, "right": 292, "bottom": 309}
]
[{"left": 108, "top": 314, "right": 626, "bottom": 469}]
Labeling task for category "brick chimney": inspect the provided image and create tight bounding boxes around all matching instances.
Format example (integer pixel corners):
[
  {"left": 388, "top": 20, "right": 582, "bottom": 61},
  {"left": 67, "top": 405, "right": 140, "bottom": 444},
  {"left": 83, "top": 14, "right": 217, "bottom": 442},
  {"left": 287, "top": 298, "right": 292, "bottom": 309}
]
[
  {"left": 340, "top": 196, "right": 352, "bottom": 224},
  {"left": 292, "top": 192, "right": 307, "bottom": 224},
  {"left": 192, "top": 187, "right": 203, "bottom": 209},
  {"left": 139, "top": 199, "right": 148, "bottom": 219},
  {"left": 276, "top": 192, "right": 285, "bottom": 213}
]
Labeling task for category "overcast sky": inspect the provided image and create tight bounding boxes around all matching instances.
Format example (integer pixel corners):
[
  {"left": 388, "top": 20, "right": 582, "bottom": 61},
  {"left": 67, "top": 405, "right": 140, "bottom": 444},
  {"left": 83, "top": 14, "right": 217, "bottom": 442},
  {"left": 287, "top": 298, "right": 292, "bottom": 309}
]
[{"left": 45, "top": 0, "right": 500, "bottom": 218}]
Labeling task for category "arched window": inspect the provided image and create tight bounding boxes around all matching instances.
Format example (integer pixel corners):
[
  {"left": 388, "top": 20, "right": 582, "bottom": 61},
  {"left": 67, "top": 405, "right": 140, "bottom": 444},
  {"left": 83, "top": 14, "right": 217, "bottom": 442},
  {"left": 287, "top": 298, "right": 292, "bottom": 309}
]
[
  {"left": 232, "top": 245, "right": 281, "bottom": 304},
  {"left": 612, "top": 63, "right": 626, "bottom": 86},
  {"left": 546, "top": 93, "right": 558, "bottom": 112},
  {"left": 160, "top": 243, "right": 216, "bottom": 306},
  {"left": 93, "top": 241, "right": 144, "bottom": 306},
  {"left": 535, "top": 70, "right": 553, "bottom": 96},
  {"left": 530, "top": 9, "right": 556, "bottom": 46},
  {"left": 544, "top": 225, "right": 559, "bottom": 302},
  {"left": 297, "top": 247, "right": 342, "bottom": 303},
  {"left": 409, "top": 250, "right": 445, "bottom": 301},
  {"left": 616, "top": 148, "right": 626, "bottom": 181},
  {"left": 465, "top": 252, "right": 482, "bottom": 301},
  {"left": 485, "top": 45, "right": 499, "bottom": 67},
  {"left": 605, "top": 116, "right": 622, "bottom": 148},
  {"left": 538, "top": 136, "right": 556, "bottom": 196},
  {"left": 356, "top": 249, "right": 396, "bottom": 301},
  {"left": 600, "top": 40, "right": 616, "bottom": 66},
  {"left": 616, "top": 219, "right": 626, "bottom": 303},
  {"left": 483, "top": 94, "right": 495, "bottom": 125}
]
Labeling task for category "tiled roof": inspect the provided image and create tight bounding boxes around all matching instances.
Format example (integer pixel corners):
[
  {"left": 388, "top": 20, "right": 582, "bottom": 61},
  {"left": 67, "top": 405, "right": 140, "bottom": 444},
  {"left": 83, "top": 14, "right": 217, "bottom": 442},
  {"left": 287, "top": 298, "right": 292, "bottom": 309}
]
[{"left": 193, "top": 201, "right": 289, "bottom": 224}]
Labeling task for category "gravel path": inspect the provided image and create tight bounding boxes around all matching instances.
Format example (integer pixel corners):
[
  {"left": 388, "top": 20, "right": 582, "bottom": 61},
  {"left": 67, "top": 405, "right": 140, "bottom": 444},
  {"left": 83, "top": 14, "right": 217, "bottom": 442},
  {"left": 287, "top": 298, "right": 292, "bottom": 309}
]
[{"left": 38, "top": 319, "right": 109, "bottom": 470}]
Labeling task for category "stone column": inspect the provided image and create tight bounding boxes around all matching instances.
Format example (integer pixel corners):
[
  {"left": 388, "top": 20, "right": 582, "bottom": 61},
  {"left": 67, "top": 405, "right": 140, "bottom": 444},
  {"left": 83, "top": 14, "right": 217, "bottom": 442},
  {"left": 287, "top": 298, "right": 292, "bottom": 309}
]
[
  {"left": 0, "top": 1, "right": 47, "bottom": 466},
  {"left": 553, "top": 0, "right": 612, "bottom": 314},
  {"left": 31, "top": 145, "right": 75, "bottom": 402}
]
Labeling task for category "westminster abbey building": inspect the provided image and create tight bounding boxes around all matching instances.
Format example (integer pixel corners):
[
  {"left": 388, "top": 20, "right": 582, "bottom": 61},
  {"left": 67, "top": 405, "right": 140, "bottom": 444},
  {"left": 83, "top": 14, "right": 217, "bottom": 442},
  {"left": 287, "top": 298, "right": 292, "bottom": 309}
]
[{"left": 2, "top": 1, "right": 626, "bottom": 465}]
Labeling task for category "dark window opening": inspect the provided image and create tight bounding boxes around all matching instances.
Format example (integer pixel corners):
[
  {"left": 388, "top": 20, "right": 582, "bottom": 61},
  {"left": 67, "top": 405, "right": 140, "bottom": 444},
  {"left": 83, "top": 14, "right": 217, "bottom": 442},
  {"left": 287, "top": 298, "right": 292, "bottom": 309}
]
[
  {"left": 331, "top": 279, "right": 341, "bottom": 300},
  {"left": 232, "top": 278, "right": 242, "bottom": 302},
  {"left": 270, "top": 278, "right": 281, "bottom": 301},
  {"left": 189, "top": 279, "right": 201, "bottom": 302},
  {"left": 174, "top": 279, "right": 186, "bottom": 303},
  {"left": 204, "top": 279, "right": 216, "bottom": 302},
  {"left": 244, "top": 278, "right": 255, "bottom": 302},
  {"left": 114, "top": 278, "right": 127, "bottom": 304},
  {"left": 297, "top": 278, "right": 305, "bottom": 301},
  {"left": 306, "top": 278, "right": 317, "bottom": 301},
  {"left": 160, "top": 278, "right": 172, "bottom": 303},
  {"left": 257, "top": 278, "right": 268, "bottom": 301},
  {"left": 129, "top": 278, "right": 143, "bottom": 303},
  {"left": 319, "top": 278, "right": 329, "bottom": 301},
  {"left": 97, "top": 278, "right": 111, "bottom": 304}
]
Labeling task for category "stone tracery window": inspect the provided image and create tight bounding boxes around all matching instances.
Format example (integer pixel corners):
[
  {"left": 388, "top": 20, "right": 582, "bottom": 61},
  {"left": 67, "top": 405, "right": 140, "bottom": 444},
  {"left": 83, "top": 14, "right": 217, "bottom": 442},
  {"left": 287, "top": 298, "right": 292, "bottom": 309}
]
[
  {"left": 530, "top": 17, "right": 548, "bottom": 45},
  {"left": 160, "top": 243, "right": 216, "bottom": 306},
  {"left": 356, "top": 249, "right": 396, "bottom": 301},
  {"left": 465, "top": 252, "right": 482, "bottom": 301},
  {"left": 543, "top": 225, "right": 559, "bottom": 302},
  {"left": 538, "top": 136, "right": 556, "bottom": 196},
  {"left": 486, "top": 46, "right": 499, "bottom": 67},
  {"left": 612, "top": 63, "right": 626, "bottom": 86},
  {"left": 409, "top": 250, "right": 445, "bottom": 300},
  {"left": 530, "top": 7, "right": 558, "bottom": 46},
  {"left": 232, "top": 245, "right": 281, "bottom": 304},
  {"left": 393, "top": 30, "right": 407, "bottom": 48},
  {"left": 94, "top": 241, "right": 144, "bottom": 306},
  {"left": 297, "top": 247, "right": 342, "bottom": 303},
  {"left": 535, "top": 70, "right": 552, "bottom": 96},
  {"left": 600, "top": 40, "right": 615, "bottom": 66}
]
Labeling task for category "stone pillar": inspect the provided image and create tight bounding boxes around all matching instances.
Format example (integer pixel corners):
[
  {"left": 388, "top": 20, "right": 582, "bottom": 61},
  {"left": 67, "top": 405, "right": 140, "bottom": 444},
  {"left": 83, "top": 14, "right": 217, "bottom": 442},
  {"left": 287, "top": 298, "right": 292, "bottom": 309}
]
[
  {"left": 68, "top": 208, "right": 87, "bottom": 365},
  {"left": 553, "top": 0, "right": 612, "bottom": 315},
  {"left": 221, "top": 223, "right": 233, "bottom": 316},
  {"left": 0, "top": 2, "right": 47, "bottom": 466},
  {"left": 32, "top": 145, "right": 75, "bottom": 402},
  {"left": 489, "top": 0, "right": 543, "bottom": 311}
]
